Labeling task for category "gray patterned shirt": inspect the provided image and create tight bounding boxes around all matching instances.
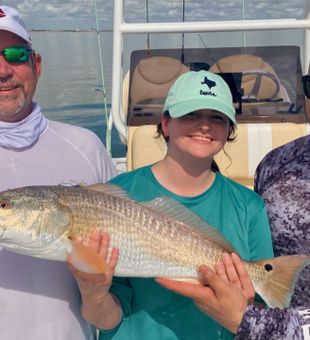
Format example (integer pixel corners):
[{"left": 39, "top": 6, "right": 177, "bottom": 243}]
[{"left": 235, "top": 134, "right": 310, "bottom": 340}]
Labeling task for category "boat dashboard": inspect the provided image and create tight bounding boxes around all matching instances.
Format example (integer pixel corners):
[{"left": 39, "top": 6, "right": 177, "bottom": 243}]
[{"left": 126, "top": 46, "right": 308, "bottom": 126}]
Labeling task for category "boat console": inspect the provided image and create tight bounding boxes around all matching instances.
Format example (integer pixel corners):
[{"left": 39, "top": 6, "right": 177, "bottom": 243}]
[{"left": 127, "top": 46, "right": 307, "bottom": 126}]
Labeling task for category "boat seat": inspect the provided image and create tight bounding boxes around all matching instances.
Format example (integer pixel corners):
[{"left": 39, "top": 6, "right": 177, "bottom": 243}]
[
  {"left": 127, "top": 122, "right": 309, "bottom": 188},
  {"left": 127, "top": 125, "right": 166, "bottom": 171},
  {"left": 210, "top": 54, "right": 291, "bottom": 108},
  {"left": 127, "top": 56, "right": 189, "bottom": 126}
]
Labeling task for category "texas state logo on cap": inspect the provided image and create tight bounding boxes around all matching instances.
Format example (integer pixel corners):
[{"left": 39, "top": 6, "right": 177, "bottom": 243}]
[
  {"left": 163, "top": 70, "right": 236, "bottom": 124},
  {"left": 0, "top": 5, "right": 32, "bottom": 45}
]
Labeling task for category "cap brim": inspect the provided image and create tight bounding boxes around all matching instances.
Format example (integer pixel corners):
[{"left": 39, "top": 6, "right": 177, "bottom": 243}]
[
  {"left": 0, "top": 27, "right": 31, "bottom": 45},
  {"left": 168, "top": 97, "right": 236, "bottom": 124}
]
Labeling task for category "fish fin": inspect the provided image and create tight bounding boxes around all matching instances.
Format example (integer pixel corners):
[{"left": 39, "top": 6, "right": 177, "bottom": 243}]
[
  {"left": 142, "top": 197, "right": 236, "bottom": 253},
  {"left": 254, "top": 254, "right": 310, "bottom": 308},
  {"left": 85, "top": 183, "right": 131, "bottom": 200},
  {"left": 67, "top": 240, "right": 106, "bottom": 274}
]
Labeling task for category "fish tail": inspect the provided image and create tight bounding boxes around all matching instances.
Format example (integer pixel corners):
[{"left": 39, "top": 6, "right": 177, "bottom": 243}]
[
  {"left": 255, "top": 254, "right": 310, "bottom": 308},
  {"left": 67, "top": 241, "right": 106, "bottom": 274}
]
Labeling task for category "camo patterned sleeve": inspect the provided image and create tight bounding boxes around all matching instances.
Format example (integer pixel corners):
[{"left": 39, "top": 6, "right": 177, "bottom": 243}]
[
  {"left": 254, "top": 135, "right": 310, "bottom": 308},
  {"left": 235, "top": 135, "right": 310, "bottom": 340},
  {"left": 235, "top": 305, "right": 310, "bottom": 340}
]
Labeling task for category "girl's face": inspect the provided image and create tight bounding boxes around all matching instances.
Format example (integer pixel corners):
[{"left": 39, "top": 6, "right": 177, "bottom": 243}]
[{"left": 161, "top": 109, "right": 231, "bottom": 161}]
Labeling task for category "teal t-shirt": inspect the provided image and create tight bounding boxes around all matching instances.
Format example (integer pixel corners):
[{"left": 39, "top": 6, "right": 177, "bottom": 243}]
[{"left": 100, "top": 165, "right": 273, "bottom": 340}]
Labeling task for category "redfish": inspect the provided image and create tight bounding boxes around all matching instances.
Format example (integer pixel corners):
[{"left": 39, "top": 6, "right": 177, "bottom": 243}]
[{"left": 0, "top": 184, "right": 308, "bottom": 308}]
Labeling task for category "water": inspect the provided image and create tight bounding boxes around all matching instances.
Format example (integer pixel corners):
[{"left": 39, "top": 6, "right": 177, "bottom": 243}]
[
  {"left": 31, "top": 31, "right": 126, "bottom": 157},
  {"left": 31, "top": 30, "right": 304, "bottom": 158}
]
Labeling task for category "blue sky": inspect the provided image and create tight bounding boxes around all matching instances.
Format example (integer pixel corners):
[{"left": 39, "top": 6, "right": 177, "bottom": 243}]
[{"left": 0, "top": 0, "right": 307, "bottom": 30}]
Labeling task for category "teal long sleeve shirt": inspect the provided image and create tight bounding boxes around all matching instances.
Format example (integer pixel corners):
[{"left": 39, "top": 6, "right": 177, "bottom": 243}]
[{"left": 100, "top": 165, "right": 274, "bottom": 340}]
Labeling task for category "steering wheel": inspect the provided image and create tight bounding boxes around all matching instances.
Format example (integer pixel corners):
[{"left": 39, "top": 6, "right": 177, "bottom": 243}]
[{"left": 242, "top": 70, "right": 281, "bottom": 102}]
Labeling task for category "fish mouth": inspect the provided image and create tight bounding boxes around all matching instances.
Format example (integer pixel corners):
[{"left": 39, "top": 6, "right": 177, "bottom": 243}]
[
  {"left": 0, "top": 237, "right": 65, "bottom": 258},
  {"left": 0, "top": 226, "right": 43, "bottom": 249}
]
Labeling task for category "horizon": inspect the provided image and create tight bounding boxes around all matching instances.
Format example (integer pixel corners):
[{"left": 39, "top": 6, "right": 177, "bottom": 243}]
[{"left": 0, "top": 0, "right": 307, "bottom": 30}]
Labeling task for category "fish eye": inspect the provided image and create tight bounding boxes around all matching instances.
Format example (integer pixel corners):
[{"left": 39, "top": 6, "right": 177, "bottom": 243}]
[
  {"left": 0, "top": 200, "right": 10, "bottom": 209},
  {"left": 264, "top": 263, "right": 273, "bottom": 272}
]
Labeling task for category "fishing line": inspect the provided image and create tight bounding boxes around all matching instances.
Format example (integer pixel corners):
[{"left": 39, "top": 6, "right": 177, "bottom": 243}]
[
  {"left": 242, "top": 0, "right": 247, "bottom": 47},
  {"left": 92, "top": 0, "right": 111, "bottom": 153},
  {"left": 146, "top": 0, "right": 151, "bottom": 51}
]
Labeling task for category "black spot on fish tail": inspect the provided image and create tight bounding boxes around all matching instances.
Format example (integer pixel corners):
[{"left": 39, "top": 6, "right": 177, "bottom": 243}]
[{"left": 0, "top": 200, "right": 10, "bottom": 209}]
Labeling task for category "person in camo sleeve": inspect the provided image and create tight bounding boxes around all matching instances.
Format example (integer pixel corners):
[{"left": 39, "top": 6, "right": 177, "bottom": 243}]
[
  {"left": 236, "top": 133, "right": 310, "bottom": 339},
  {"left": 158, "top": 134, "right": 310, "bottom": 340}
]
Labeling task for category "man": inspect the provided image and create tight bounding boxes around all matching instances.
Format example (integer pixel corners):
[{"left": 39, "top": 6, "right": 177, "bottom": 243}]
[
  {"left": 0, "top": 5, "right": 116, "bottom": 339},
  {"left": 158, "top": 133, "right": 310, "bottom": 339}
]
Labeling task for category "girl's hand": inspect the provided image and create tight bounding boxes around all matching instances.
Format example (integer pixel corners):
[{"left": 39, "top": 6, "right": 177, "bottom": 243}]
[
  {"left": 156, "top": 253, "right": 254, "bottom": 333},
  {"left": 68, "top": 231, "right": 118, "bottom": 288},
  {"left": 213, "top": 252, "right": 255, "bottom": 305},
  {"left": 67, "top": 231, "right": 122, "bottom": 330}
]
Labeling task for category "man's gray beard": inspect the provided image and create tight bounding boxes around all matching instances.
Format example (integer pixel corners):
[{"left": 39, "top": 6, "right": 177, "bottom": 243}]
[{"left": 0, "top": 98, "right": 25, "bottom": 118}]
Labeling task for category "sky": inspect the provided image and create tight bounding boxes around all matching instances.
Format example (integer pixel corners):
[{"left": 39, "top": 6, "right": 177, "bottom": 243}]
[{"left": 0, "top": 0, "right": 307, "bottom": 30}]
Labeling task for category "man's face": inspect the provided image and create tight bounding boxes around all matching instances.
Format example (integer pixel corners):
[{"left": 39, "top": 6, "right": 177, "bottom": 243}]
[{"left": 0, "top": 30, "right": 41, "bottom": 122}]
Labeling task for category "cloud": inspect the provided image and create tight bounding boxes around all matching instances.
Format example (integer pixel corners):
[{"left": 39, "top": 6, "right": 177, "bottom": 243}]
[
  {"left": 3, "top": 0, "right": 120, "bottom": 29},
  {"left": 0, "top": 0, "right": 306, "bottom": 29}
]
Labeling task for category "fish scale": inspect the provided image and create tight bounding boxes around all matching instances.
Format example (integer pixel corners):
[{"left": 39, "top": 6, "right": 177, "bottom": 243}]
[{"left": 39, "top": 187, "right": 279, "bottom": 278}]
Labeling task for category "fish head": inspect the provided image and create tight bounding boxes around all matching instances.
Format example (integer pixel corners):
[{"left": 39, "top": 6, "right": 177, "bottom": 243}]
[{"left": 0, "top": 186, "right": 71, "bottom": 256}]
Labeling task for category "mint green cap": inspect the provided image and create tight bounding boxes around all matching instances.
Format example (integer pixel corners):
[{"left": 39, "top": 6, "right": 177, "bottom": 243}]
[{"left": 163, "top": 70, "right": 236, "bottom": 124}]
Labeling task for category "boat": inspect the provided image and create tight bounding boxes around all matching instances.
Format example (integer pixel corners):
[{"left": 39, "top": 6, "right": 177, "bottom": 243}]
[{"left": 106, "top": 0, "right": 310, "bottom": 187}]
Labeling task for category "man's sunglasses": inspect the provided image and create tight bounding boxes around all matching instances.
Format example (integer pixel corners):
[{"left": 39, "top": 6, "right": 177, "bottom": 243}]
[{"left": 1, "top": 46, "right": 34, "bottom": 63}]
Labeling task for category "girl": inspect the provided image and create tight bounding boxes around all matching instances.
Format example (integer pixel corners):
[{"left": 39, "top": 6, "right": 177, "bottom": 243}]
[{"left": 71, "top": 70, "right": 274, "bottom": 340}]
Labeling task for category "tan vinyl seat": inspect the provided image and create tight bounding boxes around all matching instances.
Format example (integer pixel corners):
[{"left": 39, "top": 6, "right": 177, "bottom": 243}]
[
  {"left": 127, "top": 123, "right": 309, "bottom": 188},
  {"left": 127, "top": 125, "right": 166, "bottom": 171},
  {"left": 128, "top": 56, "right": 189, "bottom": 125},
  {"left": 214, "top": 122, "right": 309, "bottom": 188},
  {"left": 130, "top": 56, "right": 189, "bottom": 106}
]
